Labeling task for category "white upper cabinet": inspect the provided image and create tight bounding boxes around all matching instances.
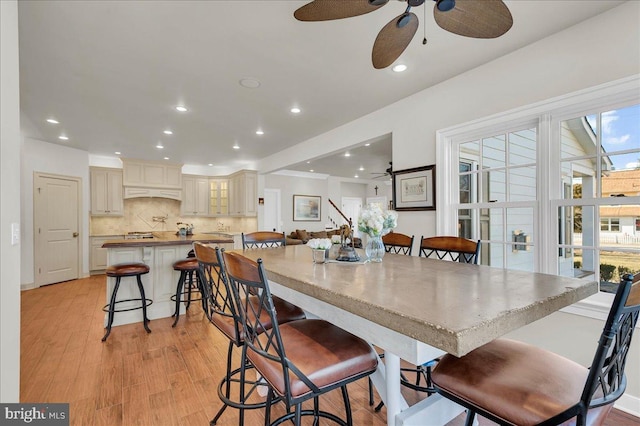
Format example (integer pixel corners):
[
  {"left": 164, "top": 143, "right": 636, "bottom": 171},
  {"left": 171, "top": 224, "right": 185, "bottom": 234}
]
[
  {"left": 228, "top": 171, "right": 257, "bottom": 217},
  {"left": 209, "top": 178, "right": 229, "bottom": 216},
  {"left": 181, "top": 175, "right": 210, "bottom": 216},
  {"left": 122, "top": 158, "right": 182, "bottom": 189},
  {"left": 90, "top": 167, "right": 123, "bottom": 216}
]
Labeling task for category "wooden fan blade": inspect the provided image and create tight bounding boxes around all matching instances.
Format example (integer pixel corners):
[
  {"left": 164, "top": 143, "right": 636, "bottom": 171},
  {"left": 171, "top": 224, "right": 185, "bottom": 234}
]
[
  {"left": 433, "top": 0, "right": 513, "bottom": 39},
  {"left": 372, "top": 13, "right": 419, "bottom": 69},
  {"left": 294, "top": 0, "right": 388, "bottom": 22}
]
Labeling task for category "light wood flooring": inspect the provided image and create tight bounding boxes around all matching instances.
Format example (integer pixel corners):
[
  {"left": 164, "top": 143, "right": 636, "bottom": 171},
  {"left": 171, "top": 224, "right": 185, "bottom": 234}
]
[{"left": 20, "top": 275, "right": 639, "bottom": 426}]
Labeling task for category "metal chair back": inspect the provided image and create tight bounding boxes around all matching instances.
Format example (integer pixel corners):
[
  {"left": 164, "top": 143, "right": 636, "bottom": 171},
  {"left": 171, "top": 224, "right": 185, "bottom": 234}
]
[
  {"left": 382, "top": 232, "right": 414, "bottom": 255},
  {"left": 242, "top": 231, "right": 286, "bottom": 249},
  {"left": 419, "top": 236, "right": 480, "bottom": 264}
]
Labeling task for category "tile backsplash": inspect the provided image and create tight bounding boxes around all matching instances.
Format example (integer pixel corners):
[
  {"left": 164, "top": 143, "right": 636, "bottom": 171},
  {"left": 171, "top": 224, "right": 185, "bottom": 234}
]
[{"left": 90, "top": 198, "right": 257, "bottom": 235}]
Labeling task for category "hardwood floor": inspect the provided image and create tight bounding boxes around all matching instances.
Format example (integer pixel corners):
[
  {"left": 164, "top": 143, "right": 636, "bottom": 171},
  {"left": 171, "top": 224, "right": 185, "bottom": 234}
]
[{"left": 20, "top": 275, "right": 639, "bottom": 426}]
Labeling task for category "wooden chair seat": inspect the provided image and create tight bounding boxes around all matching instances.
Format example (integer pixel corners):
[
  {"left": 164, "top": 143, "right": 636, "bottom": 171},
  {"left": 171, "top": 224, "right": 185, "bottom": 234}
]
[
  {"left": 431, "top": 274, "right": 640, "bottom": 426},
  {"left": 249, "top": 318, "right": 378, "bottom": 399}
]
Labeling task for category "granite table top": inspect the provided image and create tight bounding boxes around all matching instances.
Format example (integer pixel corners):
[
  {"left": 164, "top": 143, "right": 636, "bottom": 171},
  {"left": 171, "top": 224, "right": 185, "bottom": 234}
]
[
  {"left": 237, "top": 245, "right": 598, "bottom": 357},
  {"left": 101, "top": 231, "right": 233, "bottom": 248}
]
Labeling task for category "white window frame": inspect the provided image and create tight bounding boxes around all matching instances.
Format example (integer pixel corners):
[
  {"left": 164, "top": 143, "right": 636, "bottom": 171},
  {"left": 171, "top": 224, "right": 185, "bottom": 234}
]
[{"left": 436, "top": 75, "right": 640, "bottom": 321}]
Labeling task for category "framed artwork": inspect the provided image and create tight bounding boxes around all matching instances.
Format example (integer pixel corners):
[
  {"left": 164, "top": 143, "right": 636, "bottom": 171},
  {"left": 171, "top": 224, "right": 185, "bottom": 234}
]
[
  {"left": 293, "top": 195, "right": 321, "bottom": 221},
  {"left": 392, "top": 165, "right": 436, "bottom": 211}
]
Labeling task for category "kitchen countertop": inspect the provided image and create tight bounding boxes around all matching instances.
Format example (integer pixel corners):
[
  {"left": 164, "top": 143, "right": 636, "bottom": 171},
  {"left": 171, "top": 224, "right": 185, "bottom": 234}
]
[{"left": 101, "top": 231, "right": 234, "bottom": 248}]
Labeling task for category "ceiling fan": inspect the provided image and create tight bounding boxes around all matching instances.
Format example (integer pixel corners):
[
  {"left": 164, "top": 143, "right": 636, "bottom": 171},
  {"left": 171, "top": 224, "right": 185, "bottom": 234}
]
[
  {"left": 371, "top": 162, "right": 393, "bottom": 179},
  {"left": 294, "top": 0, "right": 513, "bottom": 69}
]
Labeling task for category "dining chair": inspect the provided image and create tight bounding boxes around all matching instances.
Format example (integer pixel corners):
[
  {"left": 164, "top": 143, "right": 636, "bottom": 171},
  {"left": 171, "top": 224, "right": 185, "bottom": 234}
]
[
  {"left": 419, "top": 236, "right": 480, "bottom": 264},
  {"left": 193, "top": 242, "right": 305, "bottom": 425},
  {"left": 242, "top": 231, "right": 287, "bottom": 249},
  {"left": 382, "top": 232, "right": 414, "bottom": 255},
  {"left": 219, "top": 249, "right": 379, "bottom": 426},
  {"left": 432, "top": 273, "right": 640, "bottom": 426},
  {"left": 385, "top": 236, "right": 480, "bottom": 403}
]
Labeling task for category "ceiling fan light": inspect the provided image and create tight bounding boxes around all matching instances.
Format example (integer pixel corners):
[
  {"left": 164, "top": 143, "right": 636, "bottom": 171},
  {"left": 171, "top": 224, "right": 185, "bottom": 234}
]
[{"left": 436, "top": 0, "right": 455, "bottom": 12}]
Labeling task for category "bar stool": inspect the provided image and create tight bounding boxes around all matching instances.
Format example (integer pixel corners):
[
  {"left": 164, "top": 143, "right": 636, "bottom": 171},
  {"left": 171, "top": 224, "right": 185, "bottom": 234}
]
[
  {"left": 171, "top": 257, "right": 201, "bottom": 327},
  {"left": 102, "top": 262, "right": 152, "bottom": 342}
]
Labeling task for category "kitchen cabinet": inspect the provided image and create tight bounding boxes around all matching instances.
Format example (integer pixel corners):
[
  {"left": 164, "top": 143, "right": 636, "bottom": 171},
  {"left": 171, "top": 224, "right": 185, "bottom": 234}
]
[
  {"left": 122, "top": 158, "right": 182, "bottom": 189},
  {"left": 90, "top": 167, "right": 123, "bottom": 216},
  {"left": 228, "top": 170, "right": 257, "bottom": 217},
  {"left": 90, "top": 235, "right": 121, "bottom": 273},
  {"left": 209, "top": 178, "right": 229, "bottom": 216},
  {"left": 181, "top": 175, "right": 210, "bottom": 216}
]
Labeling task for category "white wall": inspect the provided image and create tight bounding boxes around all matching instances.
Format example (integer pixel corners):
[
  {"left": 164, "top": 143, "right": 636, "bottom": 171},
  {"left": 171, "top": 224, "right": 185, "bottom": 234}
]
[
  {"left": 256, "top": 2, "right": 640, "bottom": 413},
  {"left": 264, "top": 174, "right": 330, "bottom": 233},
  {"left": 1, "top": 0, "right": 21, "bottom": 402},
  {"left": 21, "top": 138, "right": 91, "bottom": 287},
  {"left": 257, "top": 2, "right": 640, "bottom": 246}
]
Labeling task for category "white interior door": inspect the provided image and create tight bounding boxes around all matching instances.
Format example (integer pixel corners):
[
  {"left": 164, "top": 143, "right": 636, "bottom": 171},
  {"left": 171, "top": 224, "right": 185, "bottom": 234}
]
[
  {"left": 341, "top": 197, "right": 362, "bottom": 238},
  {"left": 263, "top": 188, "right": 281, "bottom": 232},
  {"left": 34, "top": 173, "right": 81, "bottom": 286}
]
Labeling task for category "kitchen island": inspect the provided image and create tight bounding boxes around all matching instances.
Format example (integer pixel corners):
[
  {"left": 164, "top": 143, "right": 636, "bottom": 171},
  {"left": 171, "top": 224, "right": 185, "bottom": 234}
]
[{"left": 101, "top": 232, "right": 234, "bottom": 327}]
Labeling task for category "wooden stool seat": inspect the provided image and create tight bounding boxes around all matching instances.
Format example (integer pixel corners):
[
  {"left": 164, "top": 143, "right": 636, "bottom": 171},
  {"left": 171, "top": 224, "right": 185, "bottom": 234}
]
[
  {"left": 171, "top": 257, "right": 202, "bottom": 327},
  {"left": 102, "top": 262, "right": 152, "bottom": 342},
  {"left": 173, "top": 258, "right": 198, "bottom": 271},
  {"left": 106, "top": 262, "right": 149, "bottom": 277}
]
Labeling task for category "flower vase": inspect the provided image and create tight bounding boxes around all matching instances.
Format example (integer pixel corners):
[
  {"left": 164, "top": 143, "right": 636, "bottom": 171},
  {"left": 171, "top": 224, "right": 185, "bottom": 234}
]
[
  {"left": 365, "top": 235, "right": 385, "bottom": 263},
  {"left": 178, "top": 228, "right": 187, "bottom": 237}
]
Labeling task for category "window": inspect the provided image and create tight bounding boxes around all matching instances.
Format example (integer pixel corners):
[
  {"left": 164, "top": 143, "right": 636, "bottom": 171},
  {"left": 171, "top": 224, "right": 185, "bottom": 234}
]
[
  {"left": 600, "top": 218, "right": 620, "bottom": 232},
  {"left": 439, "top": 78, "right": 640, "bottom": 297}
]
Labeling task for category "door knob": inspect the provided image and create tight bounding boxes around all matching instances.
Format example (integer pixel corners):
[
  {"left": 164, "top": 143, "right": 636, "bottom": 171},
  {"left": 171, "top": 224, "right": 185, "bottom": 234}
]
[{"left": 73, "top": 232, "right": 79, "bottom": 237}]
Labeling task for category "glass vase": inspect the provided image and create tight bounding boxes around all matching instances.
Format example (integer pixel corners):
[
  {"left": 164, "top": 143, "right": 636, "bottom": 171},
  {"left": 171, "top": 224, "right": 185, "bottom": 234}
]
[{"left": 365, "top": 235, "right": 385, "bottom": 263}]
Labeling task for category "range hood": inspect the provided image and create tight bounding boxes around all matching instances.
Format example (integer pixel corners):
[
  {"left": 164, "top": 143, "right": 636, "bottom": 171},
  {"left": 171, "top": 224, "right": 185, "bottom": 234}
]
[
  {"left": 123, "top": 187, "right": 182, "bottom": 201},
  {"left": 121, "top": 158, "right": 183, "bottom": 201}
]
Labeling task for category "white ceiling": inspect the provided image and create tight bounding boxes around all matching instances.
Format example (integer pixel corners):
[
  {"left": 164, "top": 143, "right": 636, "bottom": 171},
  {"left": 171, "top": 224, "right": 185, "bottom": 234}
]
[{"left": 17, "top": 0, "right": 626, "bottom": 179}]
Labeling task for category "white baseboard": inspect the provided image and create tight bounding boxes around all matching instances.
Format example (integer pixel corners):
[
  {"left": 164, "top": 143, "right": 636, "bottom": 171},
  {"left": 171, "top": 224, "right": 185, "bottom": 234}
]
[
  {"left": 20, "top": 282, "right": 35, "bottom": 291},
  {"left": 615, "top": 392, "right": 640, "bottom": 418}
]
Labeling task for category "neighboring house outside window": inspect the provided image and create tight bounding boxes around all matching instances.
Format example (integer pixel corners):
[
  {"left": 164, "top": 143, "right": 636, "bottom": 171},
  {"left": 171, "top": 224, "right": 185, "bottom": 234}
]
[{"left": 439, "top": 80, "right": 639, "bottom": 294}]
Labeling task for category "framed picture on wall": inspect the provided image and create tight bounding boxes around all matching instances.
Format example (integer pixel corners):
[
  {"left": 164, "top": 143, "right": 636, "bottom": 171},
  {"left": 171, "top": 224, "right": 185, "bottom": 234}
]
[
  {"left": 392, "top": 165, "right": 436, "bottom": 211},
  {"left": 293, "top": 195, "right": 321, "bottom": 221}
]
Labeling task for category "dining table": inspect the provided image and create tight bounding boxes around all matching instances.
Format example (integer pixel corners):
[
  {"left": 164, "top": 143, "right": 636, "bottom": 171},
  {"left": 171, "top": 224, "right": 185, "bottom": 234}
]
[{"left": 237, "top": 245, "right": 598, "bottom": 426}]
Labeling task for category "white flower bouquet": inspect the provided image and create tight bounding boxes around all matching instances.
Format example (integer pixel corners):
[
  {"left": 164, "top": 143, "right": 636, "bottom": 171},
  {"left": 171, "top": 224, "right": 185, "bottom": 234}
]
[
  {"left": 307, "top": 238, "right": 332, "bottom": 250},
  {"left": 357, "top": 203, "right": 398, "bottom": 238}
]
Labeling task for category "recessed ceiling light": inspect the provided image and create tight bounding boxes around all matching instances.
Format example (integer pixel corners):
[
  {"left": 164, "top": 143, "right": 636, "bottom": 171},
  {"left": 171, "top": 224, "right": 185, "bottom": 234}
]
[
  {"left": 175, "top": 105, "right": 188, "bottom": 112},
  {"left": 392, "top": 64, "right": 407, "bottom": 73},
  {"left": 306, "top": 161, "right": 311, "bottom": 164},
  {"left": 46, "top": 118, "right": 59, "bottom": 124},
  {"left": 208, "top": 163, "right": 213, "bottom": 166},
  {"left": 359, "top": 167, "right": 364, "bottom": 171},
  {"left": 354, "top": 175, "right": 359, "bottom": 178},
  {"left": 239, "top": 78, "right": 261, "bottom": 89},
  {"left": 290, "top": 107, "right": 301, "bottom": 114},
  {"left": 164, "top": 157, "right": 170, "bottom": 160},
  {"left": 344, "top": 152, "right": 351, "bottom": 157},
  {"left": 58, "top": 135, "right": 69, "bottom": 140},
  {"left": 156, "top": 144, "right": 164, "bottom": 149},
  {"left": 256, "top": 130, "right": 264, "bottom": 135},
  {"left": 365, "top": 143, "right": 371, "bottom": 146},
  {"left": 310, "top": 169, "right": 314, "bottom": 172},
  {"left": 163, "top": 130, "right": 173, "bottom": 135},
  {"left": 115, "top": 151, "right": 121, "bottom": 155},
  {"left": 233, "top": 144, "right": 240, "bottom": 150}
]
